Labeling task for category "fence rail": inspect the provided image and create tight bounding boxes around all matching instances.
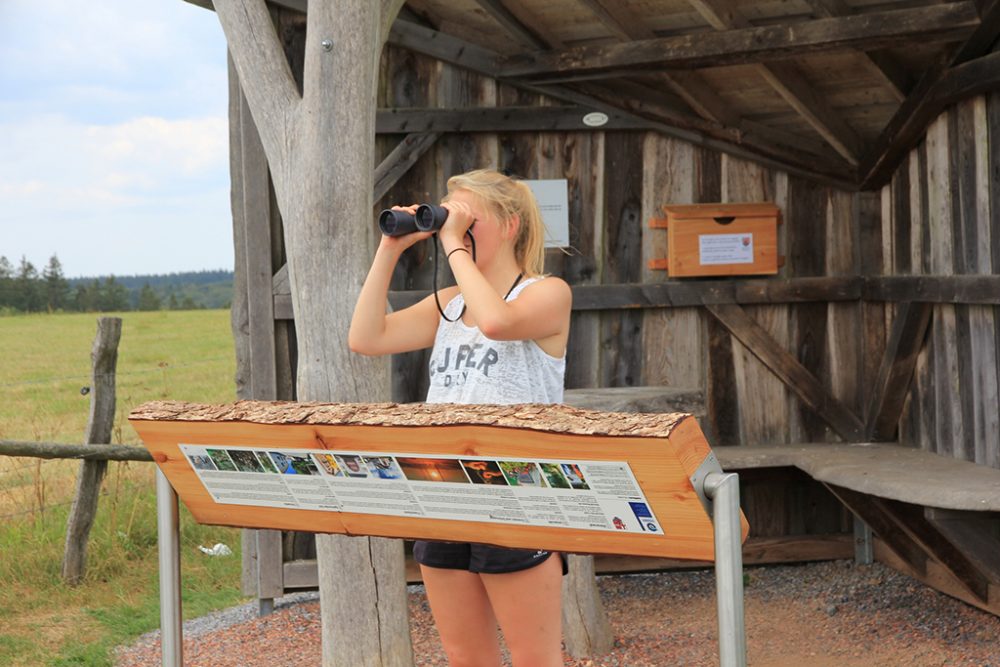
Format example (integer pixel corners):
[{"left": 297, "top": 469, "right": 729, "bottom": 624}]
[{"left": 0, "top": 440, "right": 153, "bottom": 462}]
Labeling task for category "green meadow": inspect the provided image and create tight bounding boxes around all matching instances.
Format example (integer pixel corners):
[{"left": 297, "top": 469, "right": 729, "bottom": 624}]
[{"left": 0, "top": 310, "right": 247, "bottom": 666}]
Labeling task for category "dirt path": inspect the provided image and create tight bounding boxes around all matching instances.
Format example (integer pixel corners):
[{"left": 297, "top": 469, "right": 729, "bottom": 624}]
[{"left": 115, "top": 560, "right": 1000, "bottom": 666}]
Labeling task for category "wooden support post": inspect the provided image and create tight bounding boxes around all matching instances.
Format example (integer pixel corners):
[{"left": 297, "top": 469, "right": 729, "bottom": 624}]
[
  {"left": 925, "top": 509, "right": 1000, "bottom": 584},
  {"left": 215, "top": 1, "right": 414, "bottom": 663},
  {"left": 864, "top": 301, "right": 933, "bottom": 440},
  {"left": 705, "top": 303, "right": 865, "bottom": 441},
  {"left": 877, "top": 500, "right": 992, "bottom": 602},
  {"left": 62, "top": 317, "right": 122, "bottom": 585},
  {"left": 824, "top": 484, "right": 929, "bottom": 575},
  {"left": 562, "top": 554, "right": 614, "bottom": 658}
]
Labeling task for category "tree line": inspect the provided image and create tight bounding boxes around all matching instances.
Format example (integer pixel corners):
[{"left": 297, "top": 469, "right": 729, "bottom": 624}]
[{"left": 0, "top": 255, "right": 234, "bottom": 314}]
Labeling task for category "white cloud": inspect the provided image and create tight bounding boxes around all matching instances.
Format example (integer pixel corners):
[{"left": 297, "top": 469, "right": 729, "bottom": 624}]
[
  {"left": 0, "top": 1, "right": 234, "bottom": 278},
  {"left": 1, "top": 114, "right": 227, "bottom": 201}
]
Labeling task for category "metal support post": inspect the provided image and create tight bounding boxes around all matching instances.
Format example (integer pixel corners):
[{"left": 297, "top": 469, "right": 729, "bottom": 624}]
[
  {"left": 156, "top": 469, "right": 183, "bottom": 667},
  {"left": 704, "top": 472, "right": 747, "bottom": 667},
  {"left": 853, "top": 516, "right": 874, "bottom": 564}
]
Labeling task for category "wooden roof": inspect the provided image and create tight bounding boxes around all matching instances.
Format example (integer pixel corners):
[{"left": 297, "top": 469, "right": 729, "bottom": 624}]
[
  {"left": 194, "top": 0, "right": 1000, "bottom": 189},
  {"left": 393, "top": 0, "right": 1000, "bottom": 189}
]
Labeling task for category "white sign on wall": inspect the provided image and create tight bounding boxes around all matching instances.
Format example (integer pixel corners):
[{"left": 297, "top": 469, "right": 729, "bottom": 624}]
[
  {"left": 524, "top": 179, "right": 570, "bottom": 248},
  {"left": 699, "top": 233, "right": 754, "bottom": 265}
]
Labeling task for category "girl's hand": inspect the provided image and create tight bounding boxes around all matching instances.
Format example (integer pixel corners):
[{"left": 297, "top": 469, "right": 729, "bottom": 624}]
[
  {"left": 377, "top": 205, "right": 434, "bottom": 254},
  {"left": 438, "top": 200, "right": 476, "bottom": 252}
]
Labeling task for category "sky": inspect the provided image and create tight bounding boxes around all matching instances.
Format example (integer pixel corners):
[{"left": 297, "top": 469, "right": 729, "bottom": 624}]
[{"left": 0, "top": 0, "right": 233, "bottom": 279}]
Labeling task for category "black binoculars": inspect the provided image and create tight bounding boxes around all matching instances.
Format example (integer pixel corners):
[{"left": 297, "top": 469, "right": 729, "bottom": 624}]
[{"left": 378, "top": 204, "right": 449, "bottom": 237}]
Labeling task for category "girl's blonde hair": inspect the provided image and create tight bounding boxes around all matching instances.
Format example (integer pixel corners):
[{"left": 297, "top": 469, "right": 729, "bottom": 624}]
[{"left": 443, "top": 169, "right": 546, "bottom": 277}]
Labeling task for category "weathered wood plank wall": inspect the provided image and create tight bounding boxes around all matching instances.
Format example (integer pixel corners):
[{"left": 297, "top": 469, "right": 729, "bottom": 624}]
[
  {"left": 886, "top": 94, "right": 1000, "bottom": 470},
  {"left": 230, "top": 26, "right": 1000, "bottom": 600},
  {"left": 368, "top": 49, "right": 862, "bottom": 540},
  {"left": 374, "top": 47, "right": 867, "bottom": 442}
]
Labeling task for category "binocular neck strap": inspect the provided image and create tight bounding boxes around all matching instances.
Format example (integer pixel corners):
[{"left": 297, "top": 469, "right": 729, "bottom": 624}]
[
  {"left": 433, "top": 230, "right": 476, "bottom": 323},
  {"left": 432, "top": 232, "right": 526, "bottom": 323}
]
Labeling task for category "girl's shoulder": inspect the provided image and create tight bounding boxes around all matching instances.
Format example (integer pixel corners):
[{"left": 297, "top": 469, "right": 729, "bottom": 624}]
[{"left": 514, "top": 275, "right": 571, "bottom": 305}]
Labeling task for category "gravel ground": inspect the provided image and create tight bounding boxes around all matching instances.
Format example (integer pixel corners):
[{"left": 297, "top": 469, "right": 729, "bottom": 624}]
[{"left": 115, "top": 560, "right": 1000, "bottom": 666}]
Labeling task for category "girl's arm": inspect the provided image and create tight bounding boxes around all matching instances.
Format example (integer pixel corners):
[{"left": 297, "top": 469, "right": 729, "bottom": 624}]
[
  {"left": 348, "top": 214, "right": 450, "bottom": 356},
  {"left": 451, "top": 253, "right": 572, "bottom": 344},
  {"left": 438, "top": 201, "right": 572, "bottom": 344}
]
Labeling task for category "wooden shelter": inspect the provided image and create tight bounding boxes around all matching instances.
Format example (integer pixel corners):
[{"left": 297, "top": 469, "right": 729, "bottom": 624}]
[{"left": 188, "top": 0, "right": 1000, "bottom": 641}]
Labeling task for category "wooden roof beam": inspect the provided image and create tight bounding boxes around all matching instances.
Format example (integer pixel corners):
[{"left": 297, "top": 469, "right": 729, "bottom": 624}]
[
  {"left": 576, "top": 0, "right": 650, "bottom": 42},
  {"left": 569, "top": 79, "right": 855, "bottom": 177},
  {"left": 375, "top": 106, "right": 652, "bottom": 133},
  {"left": 802, "top": 0, "right": 911, "bottom": 102},
  {"left": 757, "top": 61, "right": 865, "bottom": 166},
  {"left": 498, "top": 3, "right": 978, "bottom": 77},
  {"left": 386, "top": 19, "right": 858, "bottom": 188},
  {"left": 683, "top": 0, "right": 891, "bottom": 165},
  {"left": 576, "top": 0, "right": 739, "bottom": 128},
  {"left": 575, "top": 1, "right": 736, "bottom": 127},
  {"left": 859, "top": 0, "right": 1000, "bottom": 188},
  {"left": 575, "top": 0, "right": 848, "bottom": 168},
  {"left": 471, "top": 0, "right": 560, "bottom": 50}
]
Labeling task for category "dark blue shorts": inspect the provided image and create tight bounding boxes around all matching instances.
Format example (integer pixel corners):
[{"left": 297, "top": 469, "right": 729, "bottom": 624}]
[{"left": 414, "top": 540, "right": 568, "bottom": 575}]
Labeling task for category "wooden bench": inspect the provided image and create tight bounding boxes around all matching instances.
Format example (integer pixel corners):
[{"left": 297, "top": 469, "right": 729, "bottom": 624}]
[
  {"left": 564, "top": 386, "right": 705, "bottom": 418},
  {"left": 715, "top": 443, "right": 1000, "bottom": 512},
  {"left": 715, "top": 442, "right": 1000, "bottom": 616}
]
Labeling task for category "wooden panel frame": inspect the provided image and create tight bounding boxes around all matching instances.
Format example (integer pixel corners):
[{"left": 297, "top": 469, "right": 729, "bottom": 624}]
[{"left": 131, "top": 403, "right": 749, "bottom": 561}]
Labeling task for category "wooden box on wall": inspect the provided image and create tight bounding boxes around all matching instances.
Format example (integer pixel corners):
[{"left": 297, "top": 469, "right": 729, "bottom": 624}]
[{"left": 649, "top": 202, "right": 781, "bottom": 277}]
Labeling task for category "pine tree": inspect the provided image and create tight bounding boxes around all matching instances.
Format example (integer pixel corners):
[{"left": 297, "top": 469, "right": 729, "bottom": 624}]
[
  {"left": 14, "top": 257, "right": 42, "bottom": 312},
  {"left": 42, "top": 255, "right": 71, "bottom": 312},
  {"left": 99, "top": 276, "right": 131, "bottom": 312},
  {"left": 0, "top": 256, "right": 13, "bottom": 310},
  {"left": 74, "top": 279, "right": 103, "bottom": 312},
  {"left": 137, "top": 283, "right": 162, "bottom": 311}
]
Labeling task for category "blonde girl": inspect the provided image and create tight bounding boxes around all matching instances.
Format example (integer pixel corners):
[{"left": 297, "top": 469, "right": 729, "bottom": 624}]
[{"left": 349, "top": 169, "right": 571, "bottom": 666}]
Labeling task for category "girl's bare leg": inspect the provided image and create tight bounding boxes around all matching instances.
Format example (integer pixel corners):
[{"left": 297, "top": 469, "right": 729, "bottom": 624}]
[
  {"left": 420, "top": 565, "right": 503, "bottom": 667},
  {"left": 481, "top": 555, "right": 564, "bottom": 667}
]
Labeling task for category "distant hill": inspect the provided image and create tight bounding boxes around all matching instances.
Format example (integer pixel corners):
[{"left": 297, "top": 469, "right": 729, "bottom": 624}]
[{"left": 68, "top": 270, "right": 234, "bottom": 310}]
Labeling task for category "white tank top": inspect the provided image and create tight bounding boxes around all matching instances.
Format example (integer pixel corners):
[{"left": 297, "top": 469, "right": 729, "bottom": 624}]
[{"left": 425, "top": 277, "right": 566, "bottom": 405}]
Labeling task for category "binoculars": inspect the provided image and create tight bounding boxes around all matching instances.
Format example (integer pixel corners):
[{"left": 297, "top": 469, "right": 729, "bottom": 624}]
[{"left": 378, "top": 204, "right": 449, "bottom": 237}]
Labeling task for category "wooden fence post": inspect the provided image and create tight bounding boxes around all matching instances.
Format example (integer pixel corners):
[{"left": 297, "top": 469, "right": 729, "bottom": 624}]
[{"left": 62, "top": 316, "right": 122, "bottom": 585}]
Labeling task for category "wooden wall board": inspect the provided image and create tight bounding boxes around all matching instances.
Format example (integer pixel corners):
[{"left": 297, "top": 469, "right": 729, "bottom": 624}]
[
  {"left": 785, "top": 175, "right": 829, "bottom": 441},
  {"left": 640, "top": 135, "right": 705, "bottom": 390},
  {"left": 599, "top": 131, "right": 646, "bottom": 388},
  {"left": 826, "top": 189, "right": 863, "bottom": 425},
  {"left": 379, "top": 48, "right": 441, "bottom": 404},
  {"left": 926, "top": 113, "right": 965, "bottom": 460},
  {"left": 228, "top": 56, "right": 252, "bottom": 406},
  {"left": 130, "top": 401, "right": 749, "bottom": 561},
  {"left": 991, "top": 91, "right": 1000, "bottom": 469},
  {"left": 889, "top": 153, "right": 910, "bottom": 275},
  {"left": 231, "top": 57, "right": 304, "bottom": 591},
  {"left": 564, "top": 132, "right": 605, "bottom": 390},
  {"left": 880, "top": 93, "right": 1000, "bottom": 475},
  {"left": 956, "top": 97, "right": 999, "bottom": 468},
  {"left": 857, "top": 190, "right": 886, "bottom": 427},
  {"left": 721, "top": 154, "right": 789, "bottom": 445}
]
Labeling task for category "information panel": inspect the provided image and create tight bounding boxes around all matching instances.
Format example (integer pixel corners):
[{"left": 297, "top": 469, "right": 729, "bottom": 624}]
[
  {"left": 131, "top": 400, "right": 750, "bottom": 560},
  {"left": 181, "top": 444, "right": 664, "bottom": 535}
]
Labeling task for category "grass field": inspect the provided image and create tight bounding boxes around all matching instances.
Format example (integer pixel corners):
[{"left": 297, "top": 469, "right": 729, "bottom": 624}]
[{"left": 0, "top": 309, "right": 247, "bottom": 666}]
